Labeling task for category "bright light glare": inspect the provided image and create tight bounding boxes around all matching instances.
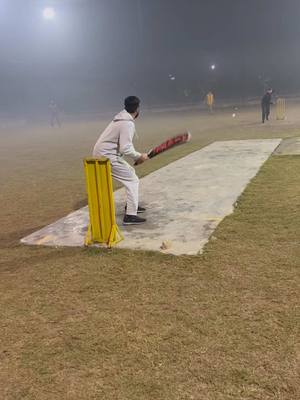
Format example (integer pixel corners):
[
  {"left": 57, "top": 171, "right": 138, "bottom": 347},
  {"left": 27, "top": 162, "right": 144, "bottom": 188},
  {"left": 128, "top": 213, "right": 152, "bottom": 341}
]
[
  {"left": 211, "top": 64, "right": 216, "bottom": 70},
  {"left": 43, "top": 7, "right": 55, "bottom": 20}
]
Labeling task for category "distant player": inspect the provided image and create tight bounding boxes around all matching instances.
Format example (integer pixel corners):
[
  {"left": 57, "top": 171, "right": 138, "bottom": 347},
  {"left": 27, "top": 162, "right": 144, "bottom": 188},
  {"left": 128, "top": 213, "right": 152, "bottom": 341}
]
[
  {"left": 93, "top": 96, "right": 148, "bottom": 226},
  {"left": 49, "top": 100, "right": 61, "bottom": 127},
  {"left": 261, "top": 89, "right": 273, "bottom": 123},
  {"left": 206, "top": 91, "right": 214, "bottom": 112}
]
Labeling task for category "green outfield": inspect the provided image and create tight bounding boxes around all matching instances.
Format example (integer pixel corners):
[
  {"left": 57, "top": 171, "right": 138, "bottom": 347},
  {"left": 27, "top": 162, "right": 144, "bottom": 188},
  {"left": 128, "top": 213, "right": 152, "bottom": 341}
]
[{"left": 0, "top": 104, "right": 300, "bottom": 399}]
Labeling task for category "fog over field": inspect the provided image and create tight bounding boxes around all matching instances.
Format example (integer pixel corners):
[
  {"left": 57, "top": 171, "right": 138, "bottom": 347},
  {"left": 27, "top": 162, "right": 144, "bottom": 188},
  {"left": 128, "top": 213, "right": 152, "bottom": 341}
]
[{"left": 1, "top": 0, "right": 300, "bottom": 117}]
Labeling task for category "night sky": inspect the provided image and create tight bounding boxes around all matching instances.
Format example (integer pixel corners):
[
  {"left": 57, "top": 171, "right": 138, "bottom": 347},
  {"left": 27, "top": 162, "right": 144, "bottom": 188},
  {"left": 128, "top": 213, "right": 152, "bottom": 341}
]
[{"left": 1, "top": 0, "right": 300, "bottom": 113}]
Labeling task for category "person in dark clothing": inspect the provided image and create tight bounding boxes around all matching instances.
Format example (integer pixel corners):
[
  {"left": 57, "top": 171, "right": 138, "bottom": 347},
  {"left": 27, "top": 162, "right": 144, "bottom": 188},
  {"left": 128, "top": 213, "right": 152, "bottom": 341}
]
[{"left": 261, "top": 89, "right": 273, "bottom": 123}]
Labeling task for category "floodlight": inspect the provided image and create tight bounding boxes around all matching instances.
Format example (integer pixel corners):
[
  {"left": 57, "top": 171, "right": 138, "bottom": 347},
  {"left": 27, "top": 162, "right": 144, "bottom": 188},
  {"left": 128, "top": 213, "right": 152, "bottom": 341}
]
[{"left": 43, "top": 7, "right": 55, "bottom": 20}]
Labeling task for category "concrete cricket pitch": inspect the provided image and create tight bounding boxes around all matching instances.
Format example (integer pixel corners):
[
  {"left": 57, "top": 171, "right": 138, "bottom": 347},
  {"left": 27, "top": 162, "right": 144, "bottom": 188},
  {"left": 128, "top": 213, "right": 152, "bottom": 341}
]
[{"left": 21, "top": 139, "right": 281, "bottom": 255}]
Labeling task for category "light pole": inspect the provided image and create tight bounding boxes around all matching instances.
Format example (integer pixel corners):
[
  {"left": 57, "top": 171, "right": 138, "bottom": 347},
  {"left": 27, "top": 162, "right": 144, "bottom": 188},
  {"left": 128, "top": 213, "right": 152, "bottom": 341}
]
[{"left": 208, "top": 64, "right": 217, "bottom": 93}]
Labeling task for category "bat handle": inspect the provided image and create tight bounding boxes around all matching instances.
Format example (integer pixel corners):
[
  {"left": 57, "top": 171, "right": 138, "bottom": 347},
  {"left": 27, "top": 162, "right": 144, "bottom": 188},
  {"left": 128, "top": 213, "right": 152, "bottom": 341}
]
[{"left": 134, "top": 151, "right": 152, "bottom": 166}]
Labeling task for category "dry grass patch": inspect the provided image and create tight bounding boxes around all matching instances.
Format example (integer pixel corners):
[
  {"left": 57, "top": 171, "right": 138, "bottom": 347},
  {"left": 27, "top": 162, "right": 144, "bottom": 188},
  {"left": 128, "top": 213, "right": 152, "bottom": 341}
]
[{"left": 0, "top": 155, "right": 299, "bottom": 399}]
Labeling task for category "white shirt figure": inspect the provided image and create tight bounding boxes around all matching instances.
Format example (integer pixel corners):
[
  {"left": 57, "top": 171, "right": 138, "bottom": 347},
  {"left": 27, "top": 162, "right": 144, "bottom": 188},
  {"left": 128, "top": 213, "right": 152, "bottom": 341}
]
[
  {"left": 93, "top": 109, "right": 141, "bottom": 162},
  {"left": 93, "top": 97, "right": 148, "bottom": 224}
]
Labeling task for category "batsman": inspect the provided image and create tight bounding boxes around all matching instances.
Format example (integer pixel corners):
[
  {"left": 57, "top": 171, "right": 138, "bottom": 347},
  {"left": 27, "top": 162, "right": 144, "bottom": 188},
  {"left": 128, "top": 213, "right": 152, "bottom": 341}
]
[{"left": 93, "top": 96, "right": 148, "bottom": 226}]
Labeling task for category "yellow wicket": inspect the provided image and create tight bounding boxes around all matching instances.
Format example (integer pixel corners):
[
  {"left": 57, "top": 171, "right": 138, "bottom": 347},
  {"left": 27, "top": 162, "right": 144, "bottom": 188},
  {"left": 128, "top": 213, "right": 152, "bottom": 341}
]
[
  {"left": 276, "top": 98, "right": 286, "bottom": 120},
  {"left": 84, "top": 157, "right": 123, "bottom": 247}
]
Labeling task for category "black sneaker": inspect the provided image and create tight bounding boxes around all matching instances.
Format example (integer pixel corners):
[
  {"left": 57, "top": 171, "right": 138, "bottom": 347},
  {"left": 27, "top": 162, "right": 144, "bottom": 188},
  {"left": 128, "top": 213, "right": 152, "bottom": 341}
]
[
  {"left": 123, "top": 214, "right": 147, "bottom": 225},
  {"left": 125, "top": 205, "right": 146, "bottom": 214}
]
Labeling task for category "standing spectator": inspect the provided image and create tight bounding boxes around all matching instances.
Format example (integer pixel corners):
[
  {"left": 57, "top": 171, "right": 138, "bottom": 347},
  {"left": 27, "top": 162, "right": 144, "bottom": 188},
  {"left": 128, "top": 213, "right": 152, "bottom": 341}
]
[
  {"left": 261, "top": 89, "right": 273, "bottom": 123},
  {"left": 49, "top": 100, "right": 61, "bottom": 127},
  {"left": 206, "top": 91, "right": 214, "bottom": 112}
]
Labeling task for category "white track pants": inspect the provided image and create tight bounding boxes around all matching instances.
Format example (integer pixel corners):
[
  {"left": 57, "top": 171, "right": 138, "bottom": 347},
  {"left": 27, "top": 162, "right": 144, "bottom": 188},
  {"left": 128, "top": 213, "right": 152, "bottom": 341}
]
[{"left": 111, "top": 157, "right": 139, "bottom": 216}]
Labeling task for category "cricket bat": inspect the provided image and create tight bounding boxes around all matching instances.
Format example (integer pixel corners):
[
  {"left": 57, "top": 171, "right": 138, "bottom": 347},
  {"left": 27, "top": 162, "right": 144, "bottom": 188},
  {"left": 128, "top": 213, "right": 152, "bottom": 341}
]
[{"left": 135, "top": 131, "right": 191, "bottom": 165}]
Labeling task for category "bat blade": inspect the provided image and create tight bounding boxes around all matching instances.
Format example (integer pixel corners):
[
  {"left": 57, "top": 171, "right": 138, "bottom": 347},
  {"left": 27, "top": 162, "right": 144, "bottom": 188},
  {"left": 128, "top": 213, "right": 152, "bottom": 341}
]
[
  {"left": 134, "top": 131, "right": 191, "bottom": 165},
  {"left": 148, "top": 131, "right": 191, "bottom": 159}
]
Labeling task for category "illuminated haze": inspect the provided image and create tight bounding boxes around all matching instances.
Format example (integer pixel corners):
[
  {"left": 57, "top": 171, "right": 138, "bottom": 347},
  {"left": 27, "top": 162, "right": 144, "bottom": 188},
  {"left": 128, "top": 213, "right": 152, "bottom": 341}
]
[{"left": 0, "top": 0, "right": 299, "bottom": 115}]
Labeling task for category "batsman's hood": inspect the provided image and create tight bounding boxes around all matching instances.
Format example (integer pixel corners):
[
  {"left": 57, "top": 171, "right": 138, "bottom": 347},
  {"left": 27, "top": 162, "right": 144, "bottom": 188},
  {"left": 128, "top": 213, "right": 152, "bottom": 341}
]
[{"left": 113, "top": 109, "right": 134, "bottom": 122}]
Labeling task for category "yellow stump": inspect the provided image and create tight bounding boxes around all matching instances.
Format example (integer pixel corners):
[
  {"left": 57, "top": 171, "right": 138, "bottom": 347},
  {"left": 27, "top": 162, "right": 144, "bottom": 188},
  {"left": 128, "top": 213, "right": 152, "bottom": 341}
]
[
  {"left": 84, "top": 157, "right": 123, "bottom": 247},
  {"left": 276, "top": 98, "right": 286, "bottom": 120}
]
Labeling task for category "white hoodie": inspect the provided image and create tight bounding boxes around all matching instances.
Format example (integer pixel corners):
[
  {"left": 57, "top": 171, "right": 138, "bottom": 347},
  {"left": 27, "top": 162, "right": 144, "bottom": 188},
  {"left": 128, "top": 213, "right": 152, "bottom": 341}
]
[{"left": 93, "top": 110, "right": 141, "bottom": 162}]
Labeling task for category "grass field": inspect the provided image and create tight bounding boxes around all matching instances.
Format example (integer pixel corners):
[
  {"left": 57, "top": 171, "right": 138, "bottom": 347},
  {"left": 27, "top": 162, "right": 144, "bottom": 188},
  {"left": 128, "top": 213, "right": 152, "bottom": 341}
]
[{"left": 0, "top": 103, "right": 300, "bottom": 399}]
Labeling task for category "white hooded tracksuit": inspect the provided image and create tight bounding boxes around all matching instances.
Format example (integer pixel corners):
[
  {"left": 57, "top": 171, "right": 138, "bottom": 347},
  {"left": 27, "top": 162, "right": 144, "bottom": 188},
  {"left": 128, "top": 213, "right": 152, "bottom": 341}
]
[{"left": 93, "top": 110, "right": 141, "bottom": 216}]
